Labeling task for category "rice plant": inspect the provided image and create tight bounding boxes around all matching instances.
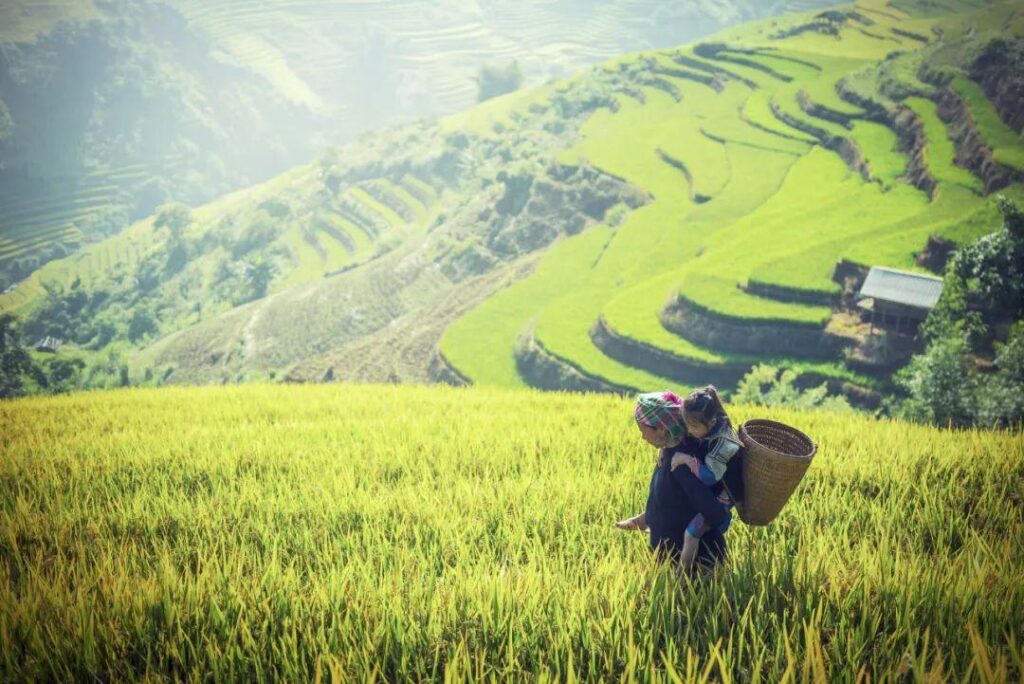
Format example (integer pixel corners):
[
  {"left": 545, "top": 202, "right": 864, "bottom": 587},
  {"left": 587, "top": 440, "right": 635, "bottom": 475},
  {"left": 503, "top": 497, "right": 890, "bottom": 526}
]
[{"left": 1, "top": 383, "right": 1021, "bottom": 681}]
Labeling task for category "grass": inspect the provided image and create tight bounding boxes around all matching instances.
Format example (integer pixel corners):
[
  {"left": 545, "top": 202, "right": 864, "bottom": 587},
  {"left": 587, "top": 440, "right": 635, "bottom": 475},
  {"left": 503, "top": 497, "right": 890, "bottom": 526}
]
[
  {"left": 847, "top": 120, "right": 907, "bottom": 187},
  {"left": 8, "top": 0, "right": 1024, "bottom": 397},
  {"left": 442, "top": 229, "right": 618, "bottom": 388},
  {"left": 669, "top": 148, "right": 927, "bottom": 319},
  {"left": 769, "top": 82, "right": 852, "bottom": 140},
  {"left": 741, "top": 91, "right": 818, "bottom": 144},
  {"left": 904, "top": 96, "right": 985, "bottom": 193},
  {"left": 951, "top": 77, "right": 1024, "bottom": 172},
  {"left": 1, "top": 384, "right": 1022, "bottom": 681},
  {"left": 797, "top": 57, "right": 870, "bottom": 117}
]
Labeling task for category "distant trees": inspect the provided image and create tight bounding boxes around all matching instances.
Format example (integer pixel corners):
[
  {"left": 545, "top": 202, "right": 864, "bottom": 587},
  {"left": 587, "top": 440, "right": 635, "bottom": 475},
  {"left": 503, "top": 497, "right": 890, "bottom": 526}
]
[
  {"left": 155, "top": 202, "right": 194, "bottom": 241},
  {"left": 127, "top": 307, "right": 158, "bottom": 343},
  {"left": 477, "top": 61, "right": 523, "bottom": 102},
  {"left": 231, "top": 211, "right": 280, "bottom": 259},
  {"left": 24, "top": 280, "right": 111, "bottom": 345},
  {"left": 0, "top": 313, "right": 103, "bottom": 397},
  {"left": 1, "top": 314, "right": 41, "bottom": 398},
  {"left": 242, "top": 258, "right": 276, "bottom": 302}
]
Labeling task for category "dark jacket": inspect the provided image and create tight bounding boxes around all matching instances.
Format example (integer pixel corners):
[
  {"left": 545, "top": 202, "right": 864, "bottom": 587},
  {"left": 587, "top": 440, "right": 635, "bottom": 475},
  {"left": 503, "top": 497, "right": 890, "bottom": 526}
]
[{"left": 644, "top": 442, "right": 733, "bottom": 560}]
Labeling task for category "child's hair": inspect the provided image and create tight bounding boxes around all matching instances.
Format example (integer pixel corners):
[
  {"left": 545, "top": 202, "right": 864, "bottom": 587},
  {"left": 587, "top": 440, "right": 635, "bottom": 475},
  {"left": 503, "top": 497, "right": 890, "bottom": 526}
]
[{"left": 681, "top": 384, "right": 727, "bottom": 430}]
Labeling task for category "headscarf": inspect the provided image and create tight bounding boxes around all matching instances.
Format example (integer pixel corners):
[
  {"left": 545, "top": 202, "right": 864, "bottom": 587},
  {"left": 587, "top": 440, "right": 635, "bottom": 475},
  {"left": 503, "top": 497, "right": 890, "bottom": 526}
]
[{"left": 634, "top": 390, "right": 686, "bottom": 444}]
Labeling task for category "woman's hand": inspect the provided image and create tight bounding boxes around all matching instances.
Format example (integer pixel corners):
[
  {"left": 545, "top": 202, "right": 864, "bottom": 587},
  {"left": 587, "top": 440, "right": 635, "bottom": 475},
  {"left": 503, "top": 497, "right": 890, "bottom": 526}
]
[
  {"left": 670, "top": 453, "right": 700, "bottom": 474},
  {"left": 614, "top": 513, "right": 648, "bottom": 531}
]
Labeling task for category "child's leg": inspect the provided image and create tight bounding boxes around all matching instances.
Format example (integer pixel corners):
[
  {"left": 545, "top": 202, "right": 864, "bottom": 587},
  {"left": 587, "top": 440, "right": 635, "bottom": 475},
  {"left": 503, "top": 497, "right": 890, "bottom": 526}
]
[
  {"left": 680, "top": 531, "right": 700, "bottom": 567},
  {"left": 686, "top": 513, "right": 709, "bottom": 538}
]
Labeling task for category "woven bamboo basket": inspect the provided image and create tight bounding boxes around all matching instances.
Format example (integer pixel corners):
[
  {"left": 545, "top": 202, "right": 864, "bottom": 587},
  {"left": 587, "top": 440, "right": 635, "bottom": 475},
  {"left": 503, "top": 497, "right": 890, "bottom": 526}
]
[{"left": 734, "top": 419, "right": 816, "bottom": 526}]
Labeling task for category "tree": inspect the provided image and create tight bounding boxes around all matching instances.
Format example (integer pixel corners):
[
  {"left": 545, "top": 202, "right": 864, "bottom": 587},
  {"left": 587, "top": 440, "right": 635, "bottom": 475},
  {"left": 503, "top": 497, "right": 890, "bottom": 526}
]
[
  {"left": 895, "top": 197, "right": 1024, "bottom": 427},
  {"left": 477, "top": 61, "right": 523, "bottom": 102},
  {"left": 242, "top": 258, "right": 277, "bottom": 301},
  {"left": 154, "top": 202, "right": 193, "bottom": 241},
  {"left": 127, "top": 307, "right": 158, "bottom": 342},
  {"left": 733, "top": 364, "right": 852, "bottom": 412},
  {"left": 976, "top": 321, "right": 1024, "bottom": 427},
  {"left": 0, "top": 314, "right": 43, "bottom": 399},
  {"left": 43, "top": 357, "right": 86, "bottom": 394},
  {"left": 895, "top": 333, "right": 977, "bottom": 427},
  {"left": 231, "top": 211, "right": 279, "bottom": 259},
  {"left": 951, "top": 195, "right": 1024, "bottom": 321}
]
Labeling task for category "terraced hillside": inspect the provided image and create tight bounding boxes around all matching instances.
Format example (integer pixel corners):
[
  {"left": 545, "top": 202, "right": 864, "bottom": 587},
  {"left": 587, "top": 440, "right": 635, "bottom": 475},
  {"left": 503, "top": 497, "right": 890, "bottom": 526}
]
[
  {"left": 169, "top": 0, "right": 841, "bottom": 119},
  {"left": 4, "top": 0, "right": 1023, "bottom": 401},
  {"left": 443, "top": 0, "right": 1024, "bottom": 399},
  {"left": 0, "top": 0, "right": 838, "bottom": 291}
]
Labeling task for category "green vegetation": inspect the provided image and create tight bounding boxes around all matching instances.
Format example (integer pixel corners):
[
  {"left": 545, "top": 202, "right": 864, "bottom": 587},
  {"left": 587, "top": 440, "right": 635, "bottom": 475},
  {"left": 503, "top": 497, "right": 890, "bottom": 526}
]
[
  {"left": 951, "top": 77, "right": 1024, "bottom": 172},
  {"left": 477, "top": 61, "right": 524, "bottom": 102},
  {"left": 904, "top": 97, "right": 984, "bottom": 192},
  {"left": 895, "top": 196, "right": 1024, "bottom": 427},
  {"left": 847, "top": 120, "right": 906, "bottom": 187},
  {"left": 4, "top": 0, "right": 1024, "bottom": 400},
  {"left": 733, "top": 363, "right": 853, "bottom": 412},
  {"left": 1, "top": 384, "right": 1022, "bottom": 680}
]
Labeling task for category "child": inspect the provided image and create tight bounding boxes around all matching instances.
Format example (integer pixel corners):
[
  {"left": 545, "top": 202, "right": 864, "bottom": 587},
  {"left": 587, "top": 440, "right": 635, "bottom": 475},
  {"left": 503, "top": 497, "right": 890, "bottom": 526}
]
[{"left": 669, "top": 386, "right": 744, "bottom": 572}]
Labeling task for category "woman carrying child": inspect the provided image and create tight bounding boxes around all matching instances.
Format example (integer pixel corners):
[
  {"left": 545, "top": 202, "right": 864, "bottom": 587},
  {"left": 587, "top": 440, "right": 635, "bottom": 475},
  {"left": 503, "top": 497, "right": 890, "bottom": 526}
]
[{"left": 614, "top": 385, "right": 744, "bottom": 577}]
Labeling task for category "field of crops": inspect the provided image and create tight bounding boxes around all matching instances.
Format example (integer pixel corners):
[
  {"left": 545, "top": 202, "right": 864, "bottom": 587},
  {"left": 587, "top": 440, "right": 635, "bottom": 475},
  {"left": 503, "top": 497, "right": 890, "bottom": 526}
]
[
  {"left": 440, "top": 0, "right": 1024, "bottom": 394},
  {"left": 1, "top": 384, "right": 1022, "bottom": 681}
]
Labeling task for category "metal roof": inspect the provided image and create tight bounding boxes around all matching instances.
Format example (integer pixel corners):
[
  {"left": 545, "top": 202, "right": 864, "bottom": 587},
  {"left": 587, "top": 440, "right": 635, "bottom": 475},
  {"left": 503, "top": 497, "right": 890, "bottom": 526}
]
[{"left": 859, "top": 266, "right": 944, "bottom": 309}]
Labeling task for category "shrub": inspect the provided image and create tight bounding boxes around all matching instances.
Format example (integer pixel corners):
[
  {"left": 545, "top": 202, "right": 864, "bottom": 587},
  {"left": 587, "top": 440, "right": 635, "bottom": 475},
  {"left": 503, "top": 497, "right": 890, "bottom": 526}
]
[
  {"left": 477, "top": 61, "right": 523, "bottom": 102},
  {"left": 734, "top": 364, "right": 852, "bottom": 412}
]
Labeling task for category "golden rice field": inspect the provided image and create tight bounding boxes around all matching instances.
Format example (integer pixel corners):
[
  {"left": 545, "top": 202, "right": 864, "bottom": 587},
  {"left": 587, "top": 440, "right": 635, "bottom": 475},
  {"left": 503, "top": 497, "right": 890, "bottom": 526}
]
[{"left": 1, "top": 384, "right": 1022, "bottom": 682}]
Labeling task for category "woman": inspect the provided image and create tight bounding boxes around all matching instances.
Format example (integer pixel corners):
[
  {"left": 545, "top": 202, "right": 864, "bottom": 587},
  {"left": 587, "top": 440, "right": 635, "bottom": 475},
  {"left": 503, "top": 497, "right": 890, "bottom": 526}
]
[{"left": 615, "top": 387, "right": 741, "bottom": 577}]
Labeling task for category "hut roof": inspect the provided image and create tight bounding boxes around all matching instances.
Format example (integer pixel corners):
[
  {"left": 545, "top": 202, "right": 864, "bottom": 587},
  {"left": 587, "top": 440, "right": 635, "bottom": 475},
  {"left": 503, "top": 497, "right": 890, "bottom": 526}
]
[
  {"left": 858, "top": 267, "right": 944, "bottom": 310},
  {"left": 34, "top": 336, "right": 62, "bottom": 353}
]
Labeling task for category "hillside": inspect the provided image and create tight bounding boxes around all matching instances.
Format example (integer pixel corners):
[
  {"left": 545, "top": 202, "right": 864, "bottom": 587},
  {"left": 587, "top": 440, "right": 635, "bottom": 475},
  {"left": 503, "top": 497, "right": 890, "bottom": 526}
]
[
  {"left": 3, "top": 0, "right": 1024, "bottom": 401},
  {"left": 1, "top": 383, "right": 1022, "bottom": 679},
  {"left": 0, "top": 0, "right": 838, "bottom": 289}
]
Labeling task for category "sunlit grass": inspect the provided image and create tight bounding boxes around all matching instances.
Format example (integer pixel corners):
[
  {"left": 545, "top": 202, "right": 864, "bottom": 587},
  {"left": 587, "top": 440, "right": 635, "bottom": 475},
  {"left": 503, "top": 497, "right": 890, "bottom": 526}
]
[
  {"left": 1, "top": 384, "right": 1021, "bottom": 681},
  {"left": 951, "top": 77, "right": 1024, "bottom": 173},
  {"left": 904, "top": 96, "right": 984, "bottom": 193}
]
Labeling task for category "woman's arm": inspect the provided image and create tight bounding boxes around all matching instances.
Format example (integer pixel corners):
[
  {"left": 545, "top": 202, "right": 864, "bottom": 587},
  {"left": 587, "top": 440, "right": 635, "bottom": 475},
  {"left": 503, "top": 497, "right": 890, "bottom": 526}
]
[{"left": 670, "top": 467, "right": 727, "bottom": 530}]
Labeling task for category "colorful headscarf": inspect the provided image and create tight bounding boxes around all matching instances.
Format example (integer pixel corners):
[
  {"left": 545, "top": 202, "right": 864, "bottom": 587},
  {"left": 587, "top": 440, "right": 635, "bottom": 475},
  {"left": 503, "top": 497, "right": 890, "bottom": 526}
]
[{"left": 634, "top": 390, "right": 686, "bottom": 444}]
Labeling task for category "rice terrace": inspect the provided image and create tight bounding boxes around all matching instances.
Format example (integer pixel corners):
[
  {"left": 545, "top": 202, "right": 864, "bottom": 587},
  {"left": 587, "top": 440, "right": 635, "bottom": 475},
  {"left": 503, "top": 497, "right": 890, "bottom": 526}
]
[{"left": 1, "top": 0, "right": 1023, "bottom": 681}]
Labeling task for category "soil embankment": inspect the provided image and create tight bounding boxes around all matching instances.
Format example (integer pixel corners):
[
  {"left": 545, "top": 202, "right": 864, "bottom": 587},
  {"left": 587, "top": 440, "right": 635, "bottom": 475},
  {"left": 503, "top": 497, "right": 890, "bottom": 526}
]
[
  {"left": 660, "top": 294, "right": 850, "bottom": 359},
  {"left": 968, "top": 39, "right": 1024, "bottom": 133},
  {"left": 931, "top": 88, "right": 1022, "bottom": 193},
  {"left": 428, "top": 351, "right": 471, "bottom": 386},
  {"left": 589, "top": 316, "right": 749, "bottom": 388},
  {"left": 890, "top": 105, "right": 938, "bottom": 199},
  {"left": 770, "top": 100, "right": 872, "bottom": 181},
  {"left": 515, "top": 333, "right": 637, "bottom": 394}
]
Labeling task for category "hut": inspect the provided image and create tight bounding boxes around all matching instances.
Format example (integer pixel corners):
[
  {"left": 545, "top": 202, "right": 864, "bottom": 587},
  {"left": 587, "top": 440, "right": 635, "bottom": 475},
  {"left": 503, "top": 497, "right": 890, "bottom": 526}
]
[
  {"left": 34, "top": 336, "right": 62, "bottom": 353},
  {"left": 857, "top": 266, "right": 944, "bottom": 334}
]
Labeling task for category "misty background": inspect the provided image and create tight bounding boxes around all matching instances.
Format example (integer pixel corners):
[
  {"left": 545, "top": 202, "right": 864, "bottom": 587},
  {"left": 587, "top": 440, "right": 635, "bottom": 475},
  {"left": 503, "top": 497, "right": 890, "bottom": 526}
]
[{"left": 0, "top": 0, "right": 836, "bottom": 286}]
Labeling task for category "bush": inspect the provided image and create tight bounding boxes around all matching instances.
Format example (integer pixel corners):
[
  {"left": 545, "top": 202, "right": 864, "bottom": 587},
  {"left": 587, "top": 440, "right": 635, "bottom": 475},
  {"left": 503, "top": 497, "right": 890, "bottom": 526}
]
[
  {"left": 734, "top": 364, "right": 852, "bottom": 412},
  {"left": 154, "top": 202, "right": 193, "bottom": 240},
  {"left": 975, "top": 321, "right": 1024, "bottom": 428},
  {"left": 127, "top": 307, "right": 158, "bottom": 342},
  {"left": 231, "top": 211, "right": 280, "bottom": 259},
  {"left": 895, "top": 333, "right": 977, "bottom": 427},
  {"left": 0, "top": 314, "right": 43, "bottom": 399},
  {"left": 42, "top": 357, "right": 86, "bottom": 394},
  {"left": 477, "top": 61, "right": 523, "bottom": 102}
]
